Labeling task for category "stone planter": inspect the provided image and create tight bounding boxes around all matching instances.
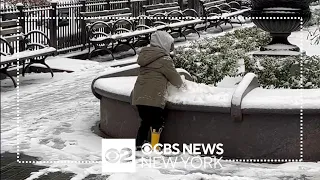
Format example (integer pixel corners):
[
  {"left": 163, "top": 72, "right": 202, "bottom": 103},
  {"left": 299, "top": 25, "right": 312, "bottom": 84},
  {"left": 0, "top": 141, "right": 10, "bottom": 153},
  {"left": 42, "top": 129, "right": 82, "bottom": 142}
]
[
  {"left": 251, "top": 0, "right": 311, "bottom": 54},
  {"left": 251, "top": 0, "right": 311, "bottom": 10}
]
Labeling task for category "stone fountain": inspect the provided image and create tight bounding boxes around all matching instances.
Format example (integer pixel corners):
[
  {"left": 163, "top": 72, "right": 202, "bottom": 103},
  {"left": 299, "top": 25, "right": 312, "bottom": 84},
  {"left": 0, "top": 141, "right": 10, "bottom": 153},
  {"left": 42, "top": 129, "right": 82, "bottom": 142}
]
[{"left": 250, "top": 0, "right": 312, "bottom": 56}]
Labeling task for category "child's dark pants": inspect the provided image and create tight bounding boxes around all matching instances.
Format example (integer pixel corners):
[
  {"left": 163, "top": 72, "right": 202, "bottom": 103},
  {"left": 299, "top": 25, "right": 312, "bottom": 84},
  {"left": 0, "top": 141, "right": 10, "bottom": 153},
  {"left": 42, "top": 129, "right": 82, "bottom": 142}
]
[{"left": 136, "top": 105, "right": 165, "bottom": 147}]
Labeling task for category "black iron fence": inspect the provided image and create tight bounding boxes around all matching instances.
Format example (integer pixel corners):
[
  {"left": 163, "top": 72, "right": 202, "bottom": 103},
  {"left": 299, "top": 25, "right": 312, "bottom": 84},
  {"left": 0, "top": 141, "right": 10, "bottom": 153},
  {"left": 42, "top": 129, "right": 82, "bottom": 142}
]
[{"left": 1, "top": 0, "right": 194, "bottom": 55}]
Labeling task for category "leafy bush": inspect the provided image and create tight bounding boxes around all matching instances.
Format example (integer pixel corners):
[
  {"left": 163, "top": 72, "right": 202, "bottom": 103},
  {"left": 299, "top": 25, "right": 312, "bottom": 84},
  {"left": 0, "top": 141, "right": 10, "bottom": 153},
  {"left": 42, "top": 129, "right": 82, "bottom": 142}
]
[
  {"left": 310, "top": 0, "right": 320, "bottom": 6},
  {"left": 244, "top": 55, "right": 320, "bottom": 89},
  {"left": 305, "top": 8, "right": 320, "bottom": 27},
  {"left": 173, "top": 27, "right": 271, "bottom": 85},
  {"left": 173, "top": 27, "right": 320, "bottom": 89}
]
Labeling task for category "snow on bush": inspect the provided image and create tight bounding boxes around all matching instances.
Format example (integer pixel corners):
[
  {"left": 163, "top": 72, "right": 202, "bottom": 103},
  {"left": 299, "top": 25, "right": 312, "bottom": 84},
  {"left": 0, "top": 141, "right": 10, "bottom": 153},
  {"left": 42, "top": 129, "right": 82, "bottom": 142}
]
[
  {"left": 173, "top": 27, "right": 271, "bottom": 85},
  {"left": 306, "top": 4, "right": 320, "bottom": 44},
  {"left": 174, "top": 27, "right": 320, "bottom": 89},
  {"left": 244, "top": 55, "right": 320, "bottom": 89}
]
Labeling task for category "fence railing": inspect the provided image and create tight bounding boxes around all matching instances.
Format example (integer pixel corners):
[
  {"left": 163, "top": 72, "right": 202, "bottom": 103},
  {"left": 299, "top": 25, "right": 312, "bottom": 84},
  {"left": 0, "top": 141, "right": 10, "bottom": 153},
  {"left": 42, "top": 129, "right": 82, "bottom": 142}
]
[{"left": 1, "top": 0, "right": 195, "bottom": 55}]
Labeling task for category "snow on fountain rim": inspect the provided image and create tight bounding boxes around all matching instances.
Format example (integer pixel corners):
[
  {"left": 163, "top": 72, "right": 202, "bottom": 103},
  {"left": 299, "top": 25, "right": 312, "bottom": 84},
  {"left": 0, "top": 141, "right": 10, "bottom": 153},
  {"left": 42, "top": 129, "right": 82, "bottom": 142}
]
[
  {"left": 263, "top": 7, "right": 301, "bottom": 11},
  {"left": 94, "top": 76, "right": 234, "bottom": 108},
  {"left": 264, "top": 44, "right": 298, "bottom": 50},
  {"left": 262, "top": 7, "right": 302, "bottom": 14},
  {"left": 94, "top": 76, "right": 320, "bottom": 110}
]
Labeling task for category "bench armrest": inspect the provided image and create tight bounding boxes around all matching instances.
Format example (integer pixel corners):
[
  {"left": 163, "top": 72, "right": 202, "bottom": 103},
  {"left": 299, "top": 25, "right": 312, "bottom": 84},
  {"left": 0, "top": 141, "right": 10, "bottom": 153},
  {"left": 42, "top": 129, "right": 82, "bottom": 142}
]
[
  {"left": 167, "top": 10, "right": 184, "bottom": 18},
  {"left": 241, "top": 5, "right": 250, "bottom": 9},
  {"left": 206, "top": 6, "right": 223, "bottom": 15},
  {"left": 135, "top": 24, "right": 152, "bottom": 30},
  {"left": 153, "top": 21, "right": 167, "bottom": 27},
  {"left": 25, "top": 30, "right": 51, "bottom": 47},
  {"left": 112, "top": 18, "right": 133, "bottom": 33},
  {"left": 231, "top": 8, "right": 240, "bottom": 12},
  {"left": 26, "top": 42, "right": 46, "bottom": 51},
  {"left": 182, "top": 9, "right": 200, "bottom": 19},
  {"left": 220, "top": 9, "right": 230, "bottom": 13}
]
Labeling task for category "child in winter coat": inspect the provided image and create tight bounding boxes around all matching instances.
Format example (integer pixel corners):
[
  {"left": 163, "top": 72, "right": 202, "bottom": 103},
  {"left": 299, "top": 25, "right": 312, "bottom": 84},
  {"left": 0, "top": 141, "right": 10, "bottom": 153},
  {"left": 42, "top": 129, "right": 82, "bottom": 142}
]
[{"left": 131, "top": 31, "right": 185, "bottom": 150}]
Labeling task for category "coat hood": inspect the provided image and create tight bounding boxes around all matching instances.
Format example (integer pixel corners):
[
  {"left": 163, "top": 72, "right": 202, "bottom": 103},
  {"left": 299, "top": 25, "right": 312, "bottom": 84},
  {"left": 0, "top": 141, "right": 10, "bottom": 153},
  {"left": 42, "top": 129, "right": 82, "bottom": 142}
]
[
  {"left": 137, "top": 31, "right": 174, "bottom": 67},
  {"left": 150, "top": 31, "right": 174, "bottom": 54}
]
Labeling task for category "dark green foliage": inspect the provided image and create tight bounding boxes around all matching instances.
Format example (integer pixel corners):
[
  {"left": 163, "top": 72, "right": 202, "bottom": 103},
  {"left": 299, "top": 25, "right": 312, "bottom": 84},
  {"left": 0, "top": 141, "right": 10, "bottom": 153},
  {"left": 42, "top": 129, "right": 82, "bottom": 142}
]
[{"left": 173, "top": 27, "right": 320, "bottom": 89}]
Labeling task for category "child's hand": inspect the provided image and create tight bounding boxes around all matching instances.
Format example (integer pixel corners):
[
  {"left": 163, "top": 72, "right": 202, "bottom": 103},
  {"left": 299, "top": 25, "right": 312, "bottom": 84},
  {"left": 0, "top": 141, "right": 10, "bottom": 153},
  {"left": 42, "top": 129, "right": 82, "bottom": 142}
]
[{"left": 170, "top": 51, "right": 175, "bottom": 58}]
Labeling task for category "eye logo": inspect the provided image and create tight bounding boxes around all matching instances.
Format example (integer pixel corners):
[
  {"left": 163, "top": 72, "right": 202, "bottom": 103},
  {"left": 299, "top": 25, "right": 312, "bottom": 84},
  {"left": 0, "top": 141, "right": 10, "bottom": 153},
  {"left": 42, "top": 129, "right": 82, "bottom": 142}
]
[{"left": 141, "top": 143, "right": 153, "bottom": 154}]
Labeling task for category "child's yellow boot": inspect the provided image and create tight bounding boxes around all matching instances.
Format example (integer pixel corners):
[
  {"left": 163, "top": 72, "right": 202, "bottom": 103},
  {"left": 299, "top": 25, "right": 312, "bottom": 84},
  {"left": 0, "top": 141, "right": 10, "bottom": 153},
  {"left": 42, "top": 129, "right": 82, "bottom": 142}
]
[{"left": 150, "top": 127, "right": 162, "bottom": 152}]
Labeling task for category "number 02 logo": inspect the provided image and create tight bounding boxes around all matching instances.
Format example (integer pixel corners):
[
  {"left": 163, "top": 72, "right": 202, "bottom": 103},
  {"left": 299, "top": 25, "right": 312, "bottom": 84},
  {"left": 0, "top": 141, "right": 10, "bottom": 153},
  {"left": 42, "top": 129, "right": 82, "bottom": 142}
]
[{"left": 104, "top": 148, "right": 133, "bottom": 163}]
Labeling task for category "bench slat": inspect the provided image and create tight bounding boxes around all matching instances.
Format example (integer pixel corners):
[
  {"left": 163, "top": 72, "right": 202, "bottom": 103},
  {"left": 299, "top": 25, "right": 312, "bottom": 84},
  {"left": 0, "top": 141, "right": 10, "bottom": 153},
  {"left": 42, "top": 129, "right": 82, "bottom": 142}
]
[
  {"left": 1, "top": 34, "right": 24, "bottom": 43},
  {"left": 147, "top": 6, "right": 180, "bottom": 15},
  {"left": 168, "top": 19, "right": 204, "bottom": 28},
  {"left": 203, "top": 0, "right": 226, "bottom": 7},
  {"left": 0, "top": 26, "right": 23, "bottom": 36},
  {"left": 0, "top": 47, "right": 56, "bottom": 64},
  {"left": 221, "top": 9, "right": 250, "bottom": 17},
  {"left": 143, "top": 2, "right": 179, "bottom": 10},
  {"left": 86, "top": 13, "right": 132, "bottom": 23},
  {"left": 86, "top": 20, "right": 114, "bottom": 26},
  {"left": 0, "top": 20, "right": 18, "bottom": 28},
  {"left": 81, "top": 8, "right": 131, "bottom": 17},
  {"left": 90, "top": 28, "right": 157, "bottom": 42}
]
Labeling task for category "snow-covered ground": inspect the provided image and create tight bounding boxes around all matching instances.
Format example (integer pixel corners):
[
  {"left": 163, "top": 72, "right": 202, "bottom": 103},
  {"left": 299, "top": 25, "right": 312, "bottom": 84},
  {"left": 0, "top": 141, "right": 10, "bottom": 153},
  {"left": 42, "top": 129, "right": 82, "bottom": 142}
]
[{"left": 1, "top": 23, "right": 320, "bottom": 180}]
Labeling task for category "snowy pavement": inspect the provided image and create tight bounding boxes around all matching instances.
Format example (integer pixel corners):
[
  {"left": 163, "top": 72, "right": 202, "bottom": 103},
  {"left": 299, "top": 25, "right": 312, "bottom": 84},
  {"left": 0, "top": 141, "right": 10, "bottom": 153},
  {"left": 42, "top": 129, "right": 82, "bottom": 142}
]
[{"left": 1, "top": 24, "right": 320, "bottom": 179}]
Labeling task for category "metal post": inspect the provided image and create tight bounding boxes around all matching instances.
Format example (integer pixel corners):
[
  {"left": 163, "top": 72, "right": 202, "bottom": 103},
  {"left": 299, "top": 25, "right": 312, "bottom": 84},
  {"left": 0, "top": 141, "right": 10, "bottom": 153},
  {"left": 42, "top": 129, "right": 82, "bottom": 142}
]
[
  {"left": 49, "top": 2, "right": 58, "bottom": 54},
  {"left": 80, "top": 0, "right": 86, "bottom": 50},
  {"left": 16, "top": 3, "right": 25, "bottom": 52}
]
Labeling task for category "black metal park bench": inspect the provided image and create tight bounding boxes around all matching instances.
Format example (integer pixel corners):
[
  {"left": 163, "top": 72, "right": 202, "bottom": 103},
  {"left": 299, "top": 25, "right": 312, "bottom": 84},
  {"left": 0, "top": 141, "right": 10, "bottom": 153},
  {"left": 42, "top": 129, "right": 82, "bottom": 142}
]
[
  {"left": 200, "top": 0, "right": 251, "bottom": 31},
  {"left": 0, "top": 16, "right": 57, "bottom": 87},
  {"left": 80, "top": 1, "right": 163, "bottom": 60},
  {"left": 143, "top": 2, "right": 204, "bottom": 39}
]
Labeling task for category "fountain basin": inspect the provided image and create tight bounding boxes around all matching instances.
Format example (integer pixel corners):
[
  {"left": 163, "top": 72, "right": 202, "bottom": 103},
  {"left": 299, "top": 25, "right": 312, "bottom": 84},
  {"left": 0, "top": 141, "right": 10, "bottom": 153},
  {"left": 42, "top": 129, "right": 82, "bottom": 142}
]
[{"left": 91, "top": 65, "right": 320, "bottom": 161}]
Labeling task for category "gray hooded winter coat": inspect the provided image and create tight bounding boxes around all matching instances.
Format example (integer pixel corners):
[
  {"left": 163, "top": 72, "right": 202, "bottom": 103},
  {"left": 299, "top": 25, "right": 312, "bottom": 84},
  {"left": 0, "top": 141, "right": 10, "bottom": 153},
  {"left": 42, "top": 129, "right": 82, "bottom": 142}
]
[{"left": 131, "top": 31, "right": 183, "bottom": 109}]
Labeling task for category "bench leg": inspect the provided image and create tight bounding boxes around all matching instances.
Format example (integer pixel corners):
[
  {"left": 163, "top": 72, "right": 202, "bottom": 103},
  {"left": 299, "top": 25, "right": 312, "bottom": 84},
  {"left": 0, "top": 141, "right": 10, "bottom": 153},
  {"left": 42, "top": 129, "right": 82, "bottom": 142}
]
[
  {"left": 22, "top": 62, "right": 32, "bottom": 77},
  {"left": 128, "top": 43, "right": 137, "bottom": 55},
  {"left": 204, "top": 22, "right": 208, "bottom": 31},
  {"left": 214, "top": 22, "right": 224, "bottom": 32},
  {"left": 169, "top": 28, "right": 187, "bottom": 41},
  {"left": 237, "top": 16, "right": 243, "bottom": 26},
  {"left": 224, "top": 19, "right": 233, "bottom": 28},
  {"left": 180, "top": 30, "right": 187, "bottom": 41},
  {"left": 208, "top": 20, "right": 224, "bottom": 32},
  {"left": 134, "top": 35, "right": 150, "bottom": 47},
  {"left": 102, "top": 48, "right": 115, "bottom": 60},
  {"left": 23, "top": 59, "right": 54, "bottom": 78},
  {"left": 88, "top": 48, "right": 94, "bottom": 60},
  {"left": 0, "top": 65, "right": 17, "bottom": 88},
  {"left": 112, "top": 43, "right": 121, "bottom": 53},
  {"left": 183, "top": 26, "right": 200, "bottom": 38},
  {"left": 90, "top": 48, "right": 115, "bottom": 61},
  {"left": 113, "top": 39, "right": 136, "bottom": 55},
  {"left": 40, "top": 62, "right": 54, "bottom": 78}
]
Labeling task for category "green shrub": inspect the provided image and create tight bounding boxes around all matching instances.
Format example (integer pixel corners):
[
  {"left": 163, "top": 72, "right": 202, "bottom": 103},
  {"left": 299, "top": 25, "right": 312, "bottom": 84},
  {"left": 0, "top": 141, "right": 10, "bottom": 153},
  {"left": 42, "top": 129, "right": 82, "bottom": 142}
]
[
  {"left": 173, "top": 27, "right": 271, "bottom": 85},
  {"left": 244, "top": 55, "right": 320, "bottom": 89},
  {"left": 174, "top": 27, "right": 320, "bottom": 89},
  {"left": 305, "top": 8, "right": 320, "bottom": 27}
]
